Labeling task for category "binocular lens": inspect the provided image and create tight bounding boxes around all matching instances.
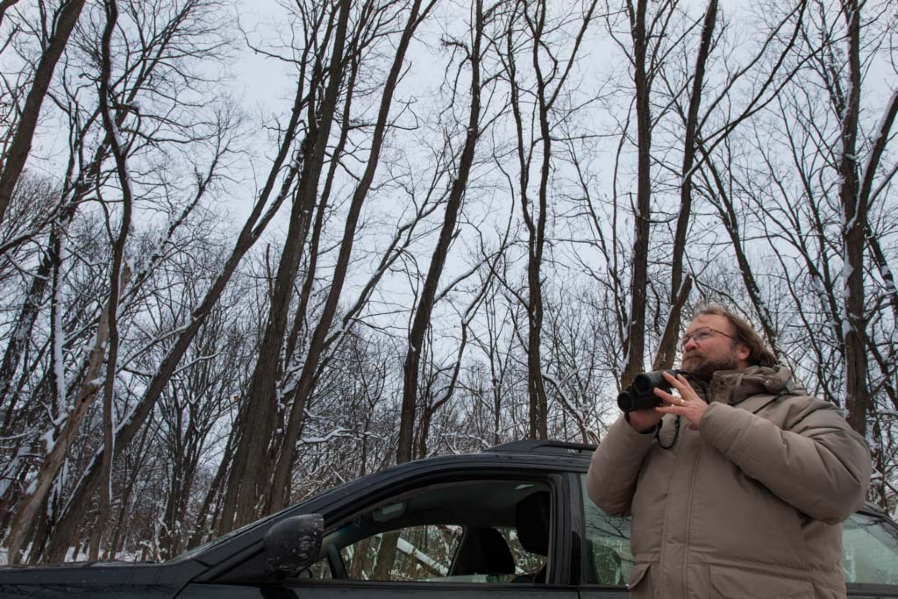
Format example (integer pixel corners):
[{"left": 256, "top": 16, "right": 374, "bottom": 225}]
[
  {"left": 633, "top": 374, "right": 653, "bottom": 393},
  {"left": 617, "top": 391, "right": 635, "bottom": 412}
]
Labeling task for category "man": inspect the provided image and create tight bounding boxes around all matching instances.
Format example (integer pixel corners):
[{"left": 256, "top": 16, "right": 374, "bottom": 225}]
[{"left": 587, "top": 305, "right": 871, "bottom": 599}]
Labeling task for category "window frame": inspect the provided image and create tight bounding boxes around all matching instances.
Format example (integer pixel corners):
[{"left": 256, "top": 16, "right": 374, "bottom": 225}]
[{"left": 298, "top": 470, "right": 574, "bottom": 587}]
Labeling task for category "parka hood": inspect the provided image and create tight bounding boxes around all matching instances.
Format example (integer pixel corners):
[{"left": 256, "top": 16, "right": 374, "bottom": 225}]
[{"left": 709, "top": 364, "right": 805, "bottom": 406}]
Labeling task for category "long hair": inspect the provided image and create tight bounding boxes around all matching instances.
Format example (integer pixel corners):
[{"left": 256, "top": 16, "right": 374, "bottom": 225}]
[{"left": 693, "top": 305, "right": 778, "bottom": 367}]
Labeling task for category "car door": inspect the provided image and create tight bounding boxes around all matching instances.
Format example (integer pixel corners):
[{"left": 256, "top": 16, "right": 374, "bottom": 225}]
[{"left": 176, "top": 466, "right": 580, "bottom": 599}]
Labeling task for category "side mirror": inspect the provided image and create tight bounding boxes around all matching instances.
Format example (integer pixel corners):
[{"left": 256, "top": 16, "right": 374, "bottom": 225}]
[{"left": 263, "top": 513, "right": 324, "bottom": 575}]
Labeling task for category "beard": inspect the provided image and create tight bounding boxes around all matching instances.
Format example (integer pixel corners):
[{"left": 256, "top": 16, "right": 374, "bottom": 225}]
[{"left": 681, "top": 346, "right": 740, "bottom": 382}]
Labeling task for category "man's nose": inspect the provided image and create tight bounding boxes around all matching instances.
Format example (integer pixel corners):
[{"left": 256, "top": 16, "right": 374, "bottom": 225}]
[{"left": 683, "top": 336, "right": 698, "bottom": 351}]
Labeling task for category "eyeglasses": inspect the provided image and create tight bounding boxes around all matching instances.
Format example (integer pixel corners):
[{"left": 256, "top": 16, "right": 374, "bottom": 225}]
[{"left": 679, "top": 327, "right": 737, "bottom": 349}]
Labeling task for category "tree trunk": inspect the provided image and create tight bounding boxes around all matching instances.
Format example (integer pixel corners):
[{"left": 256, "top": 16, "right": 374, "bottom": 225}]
[
  {"left": 219, "top": 0, "right": 354, "bottom": 533},
  {"left": 398, "top": 1, "right": 482, "bottom": 463},
  {"left": 372, "top": 531, "right": 400, "bottom": 580},
  {"left": 89, "top": 0, "right": 131, "bottom": 560},
  {"left": 658, "top": 0, "right": 717, "bottom": 370},
  {"left": 621, "top": 0, "right": 651, "bottom": 390},
  {"left": 4, "top": 268, "right": 124, "bottom": 563},
  {"left": 838, "top": 0, "right": 868, "bottom": 436},
  {"left": 0, "top": 0, "right": 87, "bottom": 226},
  {"left": 265, "top": 0, "right": 432, "bottom": 513},
  {"left": 0, "top": 215, "right": 72, "bottom": 433},
  {"left": 652, "top": 276, "right": 693, "bottom": 371},
  {"left": 697, "top": 147, "right": 782, "bottom": 358}
]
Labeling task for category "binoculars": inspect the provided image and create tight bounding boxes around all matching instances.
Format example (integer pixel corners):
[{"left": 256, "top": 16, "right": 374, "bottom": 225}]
[{"left": 617, "top": 369, "right": 684, "bottom": 413}]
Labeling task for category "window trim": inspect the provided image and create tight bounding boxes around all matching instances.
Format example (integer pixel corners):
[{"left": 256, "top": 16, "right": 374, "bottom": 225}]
[{"left": 302, "top": 472, "right": 572, "bottom": 586}]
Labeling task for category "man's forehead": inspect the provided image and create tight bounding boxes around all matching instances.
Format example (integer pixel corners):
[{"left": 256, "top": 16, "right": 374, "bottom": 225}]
[{"left": 686, "top": 314, "right": 731, "bottom": 332}]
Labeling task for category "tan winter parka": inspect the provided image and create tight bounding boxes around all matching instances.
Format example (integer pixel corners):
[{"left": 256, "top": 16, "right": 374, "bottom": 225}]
[{"left": 587, "top": 365, "right": 870, "bottom": 599}]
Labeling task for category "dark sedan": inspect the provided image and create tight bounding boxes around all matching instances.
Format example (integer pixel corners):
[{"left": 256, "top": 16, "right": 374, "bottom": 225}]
[{"left": 1, "top": 441, "right": 897, "bottom": 598}]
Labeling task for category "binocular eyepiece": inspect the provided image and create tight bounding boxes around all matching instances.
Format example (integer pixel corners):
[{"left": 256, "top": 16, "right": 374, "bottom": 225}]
[{"left": 617, "top": 369, "right": 683, "bottom": 413}]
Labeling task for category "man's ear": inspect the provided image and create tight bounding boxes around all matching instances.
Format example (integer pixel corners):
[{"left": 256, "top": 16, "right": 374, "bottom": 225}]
[{"left": 736, "top": 343, "right": 751, "bottom": 363}]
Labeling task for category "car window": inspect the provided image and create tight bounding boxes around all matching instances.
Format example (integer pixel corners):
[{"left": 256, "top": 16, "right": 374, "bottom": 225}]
[
  {"left": 843, "top": 512, "right": 898, "bottom": 585},
  {"left": 579, "top": 474, "right": 633, "bottom": 585},
  {"left": 305, "top": 480, "right": 551, "bottom": 583},
  {"left": 579, "top": 472, "right": 898, "bottom": 589},
  {"left": 340, "top": 524, "right": 465, "bottom": 581}
]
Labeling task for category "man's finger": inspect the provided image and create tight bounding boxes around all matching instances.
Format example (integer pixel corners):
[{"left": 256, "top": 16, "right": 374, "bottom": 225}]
[
  {"left": 663, "top": 371, "right": 690, "bottom": 392},
  {"left": 653, "top": 388, "right": 682, "bottom": 405}
]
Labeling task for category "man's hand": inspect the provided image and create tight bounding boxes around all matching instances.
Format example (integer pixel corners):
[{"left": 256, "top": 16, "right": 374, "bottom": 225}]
[
  {"left": 654, "top": 371, "right": 708, "bottom": 430},
  {"left": 627, "top": 407, "right": 662, "bottom": 433}
]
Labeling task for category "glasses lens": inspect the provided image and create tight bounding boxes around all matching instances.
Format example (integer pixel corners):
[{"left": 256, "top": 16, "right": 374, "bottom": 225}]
[{"left": 680, "top": 328, "right": 711, "bottom": 348}]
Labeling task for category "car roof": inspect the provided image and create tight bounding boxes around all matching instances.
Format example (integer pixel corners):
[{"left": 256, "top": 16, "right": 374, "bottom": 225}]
[{"left": 485, "top": 439, "right": 596, "bottom": 456}]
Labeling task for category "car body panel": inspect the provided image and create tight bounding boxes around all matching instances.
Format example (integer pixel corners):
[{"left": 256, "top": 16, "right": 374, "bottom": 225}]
[
  {"left": 177, "top": 581, "right": 581, "bottom": 599},
  {"left": 0, "top": 559, "right": 205, "bottom": 599}
]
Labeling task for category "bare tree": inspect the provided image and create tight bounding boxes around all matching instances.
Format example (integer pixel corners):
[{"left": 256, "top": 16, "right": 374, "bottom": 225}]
[
  {"left": 218, "top": 0, "right": 356, "bottom": 533},
  {"left": 654, "top": 0, "right": 717, "bottom": 369},
  {"left": 0, "top": 0, "right": 87, "bottom": 226},
  {"left": 219, "top": 0, "right": 438, "bottom": 531},
  {"left": 500, "top": 0, "right": 598, "bottom": 437},
  {"left": 1, "top": 0, "right": 294, "bottom": 561},
  {"left": 834, "top": 0, "right": 898, "bottom": 437},
  {"left": 616, "top": 0, "right": 658, "bottom": 390},
  {"left": 398, "top": 0, "right": 487, "bottom": 464}
]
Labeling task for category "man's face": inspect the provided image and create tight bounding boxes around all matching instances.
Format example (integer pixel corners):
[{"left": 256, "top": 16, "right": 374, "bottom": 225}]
[{"left": 680, "top": 315, "right": 749, "bottom": 381}]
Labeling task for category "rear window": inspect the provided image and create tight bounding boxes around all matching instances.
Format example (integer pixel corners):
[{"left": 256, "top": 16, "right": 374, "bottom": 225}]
[
  {"left": 579, "top": 476, "right": 633, "bottom": 585},
  {"left": 843, "top": 512, "right": 898, "bottom": 585},
  {"left": 580, "top": 474, "right": 898, "bottom": 588}
]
